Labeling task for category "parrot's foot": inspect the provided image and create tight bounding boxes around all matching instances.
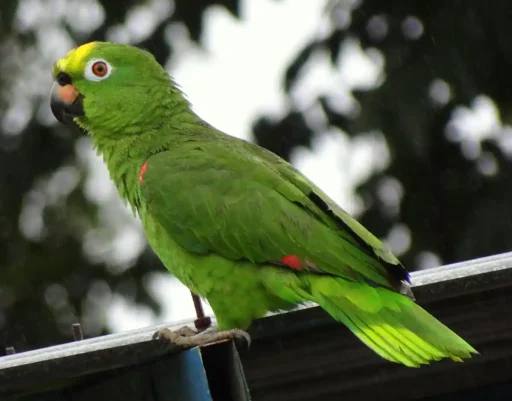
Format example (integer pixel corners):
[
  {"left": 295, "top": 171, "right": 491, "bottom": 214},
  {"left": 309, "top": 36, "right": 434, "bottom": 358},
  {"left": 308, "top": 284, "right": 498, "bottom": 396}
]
[{"left": 153, "top": 325, "right": 251, "bottom": 349}]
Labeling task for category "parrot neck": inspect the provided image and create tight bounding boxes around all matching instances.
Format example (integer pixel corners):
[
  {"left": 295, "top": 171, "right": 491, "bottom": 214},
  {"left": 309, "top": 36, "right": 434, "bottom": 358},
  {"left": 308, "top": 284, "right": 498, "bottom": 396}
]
[
  {"left": 75, "top": 75, "right": 217, "bottom": 213},
  {"left": 92, "top": 132, "right": 150, "bottom": 213},
  {"left": 81, "top": 105, "right": 213, "bottom": 214}
]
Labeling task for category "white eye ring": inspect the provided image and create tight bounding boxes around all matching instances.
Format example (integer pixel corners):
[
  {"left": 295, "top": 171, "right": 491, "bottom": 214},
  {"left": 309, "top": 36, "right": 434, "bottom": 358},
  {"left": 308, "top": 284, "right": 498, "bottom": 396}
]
[{"left": 84, "top": 59, "right": 112, "bottom": 82}]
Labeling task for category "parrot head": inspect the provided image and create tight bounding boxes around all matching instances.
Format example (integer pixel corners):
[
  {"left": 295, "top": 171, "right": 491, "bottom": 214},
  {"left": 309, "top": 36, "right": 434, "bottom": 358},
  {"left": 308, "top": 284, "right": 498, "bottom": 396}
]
[{"left": 50, "top": 42, "right": 182, "bottom": 134}]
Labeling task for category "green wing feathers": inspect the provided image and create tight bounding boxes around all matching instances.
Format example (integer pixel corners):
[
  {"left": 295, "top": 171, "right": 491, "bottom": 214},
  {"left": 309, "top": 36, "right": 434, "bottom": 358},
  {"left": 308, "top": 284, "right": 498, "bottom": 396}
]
[
  {"left": 277, "top": 164, "right": 401, "bottom": 266},
  {"left": 308, "top": 276, "right": 477, "bottom": 367},
  {"left": 139, "top": 137, "right": 477, "bottom": 366},
  {"left": 140, "top": 140, "right": 407, "bottom": 290}
]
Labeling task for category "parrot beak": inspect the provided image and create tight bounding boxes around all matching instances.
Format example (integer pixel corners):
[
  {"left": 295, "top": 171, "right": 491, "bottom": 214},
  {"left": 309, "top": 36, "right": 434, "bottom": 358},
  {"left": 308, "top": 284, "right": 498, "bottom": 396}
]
[{"left": 50, "top": 77, "right": 85, "bottom": 124}]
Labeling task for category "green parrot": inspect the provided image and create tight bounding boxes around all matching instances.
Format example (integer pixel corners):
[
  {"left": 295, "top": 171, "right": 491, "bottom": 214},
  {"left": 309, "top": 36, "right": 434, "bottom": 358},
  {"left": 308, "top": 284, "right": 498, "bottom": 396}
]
[{"left": 50, "top": 41, "right": 477, "bottom": 367}]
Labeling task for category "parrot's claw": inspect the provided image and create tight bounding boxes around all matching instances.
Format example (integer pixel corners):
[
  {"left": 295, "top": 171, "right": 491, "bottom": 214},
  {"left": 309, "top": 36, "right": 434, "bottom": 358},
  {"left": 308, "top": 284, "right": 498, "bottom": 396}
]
[{"left": 153, "top": 325, "right": 251, "bottom": 349}]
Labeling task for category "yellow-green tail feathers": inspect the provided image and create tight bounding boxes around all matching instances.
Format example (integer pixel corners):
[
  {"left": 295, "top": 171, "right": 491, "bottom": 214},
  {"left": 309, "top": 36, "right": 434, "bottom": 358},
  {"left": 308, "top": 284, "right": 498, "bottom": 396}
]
[{"left": 311, "top": 277, "right": 478, "bottom": 367}]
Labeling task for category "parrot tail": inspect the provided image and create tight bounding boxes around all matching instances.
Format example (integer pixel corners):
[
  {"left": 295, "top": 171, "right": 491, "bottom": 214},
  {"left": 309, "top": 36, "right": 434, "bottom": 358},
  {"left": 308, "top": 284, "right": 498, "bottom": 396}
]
[{"left": 309, "top": 277, "right": 478, "bottom": 367}]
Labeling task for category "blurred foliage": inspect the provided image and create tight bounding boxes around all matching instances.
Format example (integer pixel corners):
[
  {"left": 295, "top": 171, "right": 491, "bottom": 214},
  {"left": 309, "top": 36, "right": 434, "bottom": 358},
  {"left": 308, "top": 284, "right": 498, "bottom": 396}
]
[
  {"left": 0, "top": 0, "right": 241, "bottom": 353},
  {"left": 265, "top": 0, "right": 512, "bottom": 265},
  {"left": 1, "top": 0, "right": 512, "bottom": 354}
]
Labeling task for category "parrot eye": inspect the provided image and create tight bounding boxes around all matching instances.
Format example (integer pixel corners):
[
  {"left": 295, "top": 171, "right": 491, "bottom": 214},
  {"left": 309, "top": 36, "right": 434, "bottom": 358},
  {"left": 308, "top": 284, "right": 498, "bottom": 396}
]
[
  {"left": 84, "top": 59, "right": 112, "bottom": 82},
  {"left": 92, "top": 61, "right": 107, "bottom": 76}
]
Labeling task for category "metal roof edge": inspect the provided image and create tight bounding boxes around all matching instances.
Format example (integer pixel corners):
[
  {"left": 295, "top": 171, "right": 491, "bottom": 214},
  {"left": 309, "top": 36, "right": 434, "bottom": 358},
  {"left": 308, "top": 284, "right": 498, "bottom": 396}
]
[{"left": 0, "top": 250, "right": 511, "bottom": 392}]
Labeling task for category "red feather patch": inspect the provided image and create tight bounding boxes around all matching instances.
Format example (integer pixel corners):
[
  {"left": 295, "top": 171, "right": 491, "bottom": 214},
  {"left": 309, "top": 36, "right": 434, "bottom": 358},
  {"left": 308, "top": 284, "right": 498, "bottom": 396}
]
[
  {"left": 139, "top": 161, "right": 148, "bottom": 184},
  {"left": 280, "top": 255, "right": 303, "bottom": 270}
]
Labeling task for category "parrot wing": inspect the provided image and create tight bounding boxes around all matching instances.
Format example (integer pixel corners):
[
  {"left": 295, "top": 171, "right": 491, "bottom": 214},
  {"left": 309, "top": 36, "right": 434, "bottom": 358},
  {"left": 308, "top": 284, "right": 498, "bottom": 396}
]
[{"left": 139, "top": 137, "right": 409, "bottom": 291}]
